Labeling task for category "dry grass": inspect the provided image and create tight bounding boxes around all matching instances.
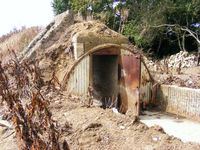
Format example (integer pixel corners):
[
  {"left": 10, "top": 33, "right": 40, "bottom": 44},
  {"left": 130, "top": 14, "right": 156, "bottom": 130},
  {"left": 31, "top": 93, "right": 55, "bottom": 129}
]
[
  {"left": 0, "top": 26, "right": 41, "bottom": 64},
  {"left": 0, "top": 52, "right": 67, "bottom": 149}
]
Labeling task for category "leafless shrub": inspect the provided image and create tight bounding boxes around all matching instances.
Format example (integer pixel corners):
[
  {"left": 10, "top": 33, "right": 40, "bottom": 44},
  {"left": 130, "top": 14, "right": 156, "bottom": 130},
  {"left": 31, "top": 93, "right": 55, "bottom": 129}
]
[
  {"left": 103, "top": 95, "right": 118, "bottom": 109},
  {"left": 164, "top": 58, "right": 169, "bottom": 74},
  {"left": 0, "top": 51, "right": 68, "bottom": 149},
  {"left": 47, "top": 72, "right": 61, "bottom": 92},
  {"left": 0, "top": 26, "right": 41, "bottom": 65},
  {"left": 177, "top": 62, "right": 182, "bottom": 74}
]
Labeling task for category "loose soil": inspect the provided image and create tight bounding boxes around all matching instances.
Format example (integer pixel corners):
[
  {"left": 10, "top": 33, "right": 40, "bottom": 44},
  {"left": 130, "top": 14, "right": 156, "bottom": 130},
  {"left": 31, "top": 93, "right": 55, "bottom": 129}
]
[
  {"left": 150, "top": 65, "right": 200, "bottom": 89},
  {"left": 0, "top": 88, "right": 200, "bottom": 150},
  {"left": 1, "top": 16, "right": 200, "bottom": 149},
  {"left": 140, "top": 111, "right": 200, "bottom": 143}
]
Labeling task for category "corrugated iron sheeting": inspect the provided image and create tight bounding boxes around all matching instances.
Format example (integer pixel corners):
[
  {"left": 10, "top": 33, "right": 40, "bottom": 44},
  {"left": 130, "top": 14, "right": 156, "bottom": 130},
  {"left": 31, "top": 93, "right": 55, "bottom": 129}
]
[
  {"left": 140, "top": 62, "right": 152, "bottom": 103},
  {"left": 67, "top": 56, "right": 90, "bottom": 96}
]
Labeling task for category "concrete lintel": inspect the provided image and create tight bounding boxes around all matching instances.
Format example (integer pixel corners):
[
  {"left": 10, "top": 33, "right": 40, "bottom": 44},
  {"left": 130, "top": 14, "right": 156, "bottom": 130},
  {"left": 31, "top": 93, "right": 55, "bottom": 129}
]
[
  {"left": 73, "top": 42, "right": 84, "bottom": 60},
  {"left": 120, "top": 44, "right": 132, "bottom": 55}
]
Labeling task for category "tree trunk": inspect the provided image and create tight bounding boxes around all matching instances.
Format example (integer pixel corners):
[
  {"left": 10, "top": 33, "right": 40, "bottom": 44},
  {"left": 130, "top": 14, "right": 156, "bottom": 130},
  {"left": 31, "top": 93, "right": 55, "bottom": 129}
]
[
  {"left": 113, "top": 15, "right": 116, "bottom": 29},
  {"left": 120, "top": 22, "right": 125, "bottom": 34},
  {"left": 178, "top": 35, "right": 183, "bottom": 51},
  {"left": 118, "top": 19, "right": 122, "bottom": 33},
  {"left": 156, "top": 38, "right": 162, "bottom": 53},
  {"left": 182, "top": 33, "right": 186, "bottom": 51}
]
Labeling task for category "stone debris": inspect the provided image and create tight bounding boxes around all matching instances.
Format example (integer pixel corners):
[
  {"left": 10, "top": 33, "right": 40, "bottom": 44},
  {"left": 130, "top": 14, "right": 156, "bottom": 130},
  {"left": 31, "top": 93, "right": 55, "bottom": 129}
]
[
  {"left": 160, "top": 51, "right": 197, "bottom": 68},
  {"left": 112, "top": 108, "right": 119, "bottom": 114},
  {"left": 152, "top": 137, "right": 159, "bottom": 142},
  {"left": 119, "top": 126, "right": 125, "bottom": 130},
  {"left": 143, "top": 50, "right": 200, "bottom": 89},
  {"left": 0, "top": 120, "right": 12, "bottom": 128},
  {"left": 143, "top": 51, "right": 197, "bottom": 73},
  {"left": 142, "top": 56, "right": 158, "bottom": 72}
]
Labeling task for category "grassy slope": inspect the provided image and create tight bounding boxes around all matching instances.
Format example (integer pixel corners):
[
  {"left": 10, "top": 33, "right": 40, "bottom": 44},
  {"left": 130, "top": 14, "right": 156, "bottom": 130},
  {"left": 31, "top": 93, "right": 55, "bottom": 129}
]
[{"left": 0, "top": 27, "right": 41, "bottom": 64}]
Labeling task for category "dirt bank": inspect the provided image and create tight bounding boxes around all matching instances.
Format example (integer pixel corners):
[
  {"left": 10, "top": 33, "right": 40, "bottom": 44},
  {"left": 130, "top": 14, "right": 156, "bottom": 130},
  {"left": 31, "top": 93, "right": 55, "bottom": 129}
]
[{"left": 0, "top": 87, "right": 200, "bottom": 150}]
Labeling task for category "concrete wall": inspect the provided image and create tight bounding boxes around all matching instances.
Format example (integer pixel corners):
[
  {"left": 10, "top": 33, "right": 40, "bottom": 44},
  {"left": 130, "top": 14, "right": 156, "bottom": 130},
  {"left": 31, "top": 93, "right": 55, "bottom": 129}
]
[
  {"left": 73, "top": 32, "right": 129, "bottom": 54},
  {"left": 156, "top": 85, "right": 200, "bottom": 121},
  {"left": 20, "top": 10, "right": 74, "bottom": 62}
]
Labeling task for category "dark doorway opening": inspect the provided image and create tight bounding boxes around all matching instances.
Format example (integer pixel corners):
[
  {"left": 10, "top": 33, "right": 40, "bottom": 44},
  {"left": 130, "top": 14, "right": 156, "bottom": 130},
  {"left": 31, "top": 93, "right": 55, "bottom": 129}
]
[{"left": 92, "top": 55, "right": 118, "bottom": 108}]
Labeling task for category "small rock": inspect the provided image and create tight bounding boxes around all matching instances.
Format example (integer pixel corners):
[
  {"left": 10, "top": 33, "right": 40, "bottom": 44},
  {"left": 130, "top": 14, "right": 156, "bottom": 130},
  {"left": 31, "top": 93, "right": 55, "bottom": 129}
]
[
  {"left": 152, "top": 136, "right": 160, "bottom": 142},
  {"left": 84, "top": 123, "right": 102, "bottom": 131},
  {"left": 187, "top": 80, "right": 193, "bottom": 85},
  {"left": 112, "top": 108, "right": 119, "bottom": 114},
  {"left": 55, "top": 100, "right": 61, "bottom": 104},
  {"left": 63, "top": 112, "right": 67, "bottom": 116},
  {"left": 104, "top": 135, "right": 109, "bottom": 140},
  {"left": 120, "top": 137, "right": 126, "bottom": 140},
  {"left": 92, "top": 99, "right": 102, "bottom": 107},
  {"left": 55, "top": 86, "right": 60, "bottom": 90},
  {"left": 0, "top": 120, "right": 12, "bottom": 128},
  {"left": 105, "top": 29, "right": 111, "bottom": 35}
]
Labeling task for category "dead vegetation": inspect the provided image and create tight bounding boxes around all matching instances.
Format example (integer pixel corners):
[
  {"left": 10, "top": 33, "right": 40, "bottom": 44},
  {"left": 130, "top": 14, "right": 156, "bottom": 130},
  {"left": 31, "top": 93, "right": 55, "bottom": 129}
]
[
  {"left": 0, "top": 50, "right": 69, "bottom": 150},
  {"left": 0, "top": 20, "right": 200, "bottom": 149},
  {"left": 0, "top": 51, "right": 199, "bottom": 149},
  {"left": 0, "top": 27, "right": 41, "bottom": 64},
  {"left": 0, "top": 52, "right": 199, "bottom": 150},
  {"left": 46, "top": 91, "right": 200, "bottom": 150}
]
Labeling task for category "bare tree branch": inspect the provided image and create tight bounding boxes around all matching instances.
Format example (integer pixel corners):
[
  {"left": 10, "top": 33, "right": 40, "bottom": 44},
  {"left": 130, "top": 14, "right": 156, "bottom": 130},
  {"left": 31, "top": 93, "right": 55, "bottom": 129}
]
[
  {"left": 151, "top": 24, "right": 200, "bottom": 45},
  {"left": 151, "top": 24, "right": 179, "bottom": 28},
  {"left": 180, "top": 27, "right": 200, "bottom": 44}
]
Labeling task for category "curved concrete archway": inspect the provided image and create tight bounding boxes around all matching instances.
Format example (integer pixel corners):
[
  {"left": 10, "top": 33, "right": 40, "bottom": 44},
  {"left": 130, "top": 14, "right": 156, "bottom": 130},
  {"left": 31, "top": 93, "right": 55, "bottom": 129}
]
[{"left": 61, "top": 43, "right": 153, "bottom": 89}]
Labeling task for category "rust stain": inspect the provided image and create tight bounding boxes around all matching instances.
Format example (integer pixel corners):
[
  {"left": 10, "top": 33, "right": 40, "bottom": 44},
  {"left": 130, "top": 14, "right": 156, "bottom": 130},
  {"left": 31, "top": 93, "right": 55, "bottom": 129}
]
[
  {"left": 120, "top": 55, "right": 140, "bottom": 88},
  {"left": 93, "top": 47, "right": 120, "bottom": 55},
  {"left": 139, "top": 62, "right": 152, "bottom": 104},
  {"left": 119, "top": 54, "right": 141, "bottom": 116},
  {"left": 141, "top": 75, "right": 147, "bottom": 86},
  {"left": 141, "top": 93, "right": 146, "bottom": 99}
]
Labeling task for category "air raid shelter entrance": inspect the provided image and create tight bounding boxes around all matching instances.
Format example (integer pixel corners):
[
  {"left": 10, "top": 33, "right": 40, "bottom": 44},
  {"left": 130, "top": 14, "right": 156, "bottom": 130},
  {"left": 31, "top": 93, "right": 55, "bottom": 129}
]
[
  {"left": 92, "top": 54, "right": 118, "bottom": 109},
  {"left": 63, "top": 44, "right": 152, "bottom": 117},
  {"left": 91, "top": 47, "right": 141, "bottom": 116}
]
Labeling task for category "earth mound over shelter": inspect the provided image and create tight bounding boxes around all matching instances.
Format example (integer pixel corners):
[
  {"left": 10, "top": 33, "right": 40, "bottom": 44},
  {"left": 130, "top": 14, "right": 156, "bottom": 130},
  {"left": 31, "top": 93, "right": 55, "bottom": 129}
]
[{"left": 19, "top": 11, "right": 152, "bottom": 116}]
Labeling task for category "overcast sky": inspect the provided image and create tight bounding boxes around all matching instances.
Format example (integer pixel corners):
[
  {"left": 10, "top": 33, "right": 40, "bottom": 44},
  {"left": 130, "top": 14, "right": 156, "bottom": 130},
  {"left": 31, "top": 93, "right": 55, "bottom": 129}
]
[{"left": 0, "top": 0, "right": 54, "bottom": 36}]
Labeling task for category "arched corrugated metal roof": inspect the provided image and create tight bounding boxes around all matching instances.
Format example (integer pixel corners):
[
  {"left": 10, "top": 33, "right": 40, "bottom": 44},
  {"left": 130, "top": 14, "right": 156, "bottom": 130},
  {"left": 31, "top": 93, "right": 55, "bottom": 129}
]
[{"left": 61, "top": 43, "right": 153, "bottom": 89}]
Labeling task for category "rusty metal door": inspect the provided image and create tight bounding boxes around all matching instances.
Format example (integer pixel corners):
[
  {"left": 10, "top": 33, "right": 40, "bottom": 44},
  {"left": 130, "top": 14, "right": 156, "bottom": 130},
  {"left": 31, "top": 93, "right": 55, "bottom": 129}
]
[{"left": 119, "top": 54, "right": 140, "bottom": 116}]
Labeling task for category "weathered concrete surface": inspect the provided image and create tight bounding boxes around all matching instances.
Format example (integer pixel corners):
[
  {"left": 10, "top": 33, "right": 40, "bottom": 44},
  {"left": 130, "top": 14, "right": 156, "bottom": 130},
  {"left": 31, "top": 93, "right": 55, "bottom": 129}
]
[
  {"left": 140, "top": 111, "right": 200, "bottom": 144},
  {"left": 72, "top": 29, "right": 128, "bottom": 54},
  {"left": 156, "top": 84, "right": 200, "bottom": 121},
  {"left": 19, "top": 10, "right": 74, "bottom": 62},
  {"left": 19, "top": 10, "right": 130, "bottom": 84},
  {"left": 18, "top": 10, "right": 152, "bottom": 113}
]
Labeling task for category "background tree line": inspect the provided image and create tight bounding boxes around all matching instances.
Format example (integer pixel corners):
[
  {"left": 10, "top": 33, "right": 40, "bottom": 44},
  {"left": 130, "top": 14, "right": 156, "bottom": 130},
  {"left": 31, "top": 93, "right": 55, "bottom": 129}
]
[{"left": 52, "top": 0, "right": 200, "bottom": 58}]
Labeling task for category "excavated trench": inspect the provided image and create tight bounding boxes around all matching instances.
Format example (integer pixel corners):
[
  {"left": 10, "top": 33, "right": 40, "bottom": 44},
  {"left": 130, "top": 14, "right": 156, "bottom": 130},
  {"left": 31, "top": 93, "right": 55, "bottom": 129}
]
[{"left": 140, "top": 110, "right": 200, "bottom": 144}]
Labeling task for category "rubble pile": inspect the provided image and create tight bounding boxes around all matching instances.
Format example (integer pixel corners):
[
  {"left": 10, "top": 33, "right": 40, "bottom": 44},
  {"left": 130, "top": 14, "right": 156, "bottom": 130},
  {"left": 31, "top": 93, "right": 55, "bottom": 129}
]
[
  {"left": 143, "top": 51, "right": 197, "bottom": 73},
  {"left": 155, "top": 74, "right": 200, "bottom": 88},
  {"left": 161, "top": 51, "right": 197, "bottom": 68},
  {"left": 142, "top": 56, "right": 158, "bottom": 72},
  {"left": 143, "top": 50, "right": 200, "bottom": 89}
]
